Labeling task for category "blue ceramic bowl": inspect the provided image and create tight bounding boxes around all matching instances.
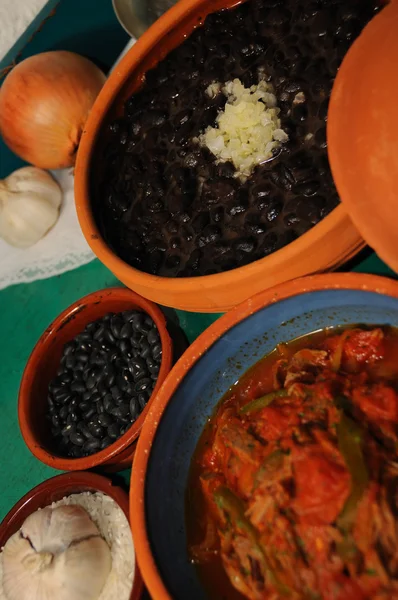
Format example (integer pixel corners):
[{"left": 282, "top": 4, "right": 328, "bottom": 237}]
[{"left": 131, "top": 273, "right": 398, "bottom": 600}]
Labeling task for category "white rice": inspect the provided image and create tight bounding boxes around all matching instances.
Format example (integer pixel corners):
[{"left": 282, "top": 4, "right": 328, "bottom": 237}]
[{"left": 0, "top": 491, "right": 135, "bottom": 600}]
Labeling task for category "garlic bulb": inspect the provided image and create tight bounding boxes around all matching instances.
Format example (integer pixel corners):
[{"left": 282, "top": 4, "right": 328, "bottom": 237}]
[
  {"left": 0, "top": 166, "right": 62, "bottom": 248},
  {"left": 2, "top": 505, "right": 112, "bottom": 600}
]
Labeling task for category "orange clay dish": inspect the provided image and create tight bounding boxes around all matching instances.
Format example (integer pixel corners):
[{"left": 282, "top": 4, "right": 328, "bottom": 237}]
[
  {"left": 187, "top": 325, "right": 398, "bottom": 599},
  {"left": 75, "top": 0, "right": 365, "bottom": 313},
  {"left": 130, "top": 273, "right": 398, "bottom": 600},
  {"left": 18, "top": 288, "right": 173, "bottom": 472},
  {"left": 328, "top": 0, "right": 398, "bottom": 275}
]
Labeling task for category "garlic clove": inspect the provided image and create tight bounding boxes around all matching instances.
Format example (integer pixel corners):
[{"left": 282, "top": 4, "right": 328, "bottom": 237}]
[
  {"left": 2, "top": 505, "right": 112, "bottom": 600},
  {"left": 55, "top": 536, "right": 112, "bottom": 600},
  {"left": 22, "top": 505, "right": 99, "bottom": 554},
  {"left": 2, "top": 167, "right": 61, "bottom": 209},
  {"left": 0, "top": 166, "right": 62, "bottom": 248}
]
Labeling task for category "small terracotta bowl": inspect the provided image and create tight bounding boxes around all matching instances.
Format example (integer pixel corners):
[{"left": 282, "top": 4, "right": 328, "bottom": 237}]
[
  {"left": 0, "top": 471, "right": 143, "bottom": 600},
  {"left": 18, "top": 287, "right": 173, "bottom": 472}
]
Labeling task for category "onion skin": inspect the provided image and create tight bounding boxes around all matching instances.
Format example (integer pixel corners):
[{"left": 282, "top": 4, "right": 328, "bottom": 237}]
[{"left": 0, "top": 51, "right": 106, "bottom": 169}]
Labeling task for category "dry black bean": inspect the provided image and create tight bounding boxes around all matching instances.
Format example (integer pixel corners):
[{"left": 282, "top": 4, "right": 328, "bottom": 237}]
[
  {"left": 61, "top": 424, "right": 75, "bottom": 437},
  {"left": 152, "top": 344, "right": 162, "bottom": 361},
  {"left": 138, "top": 393, "right": 148, "bottom": 411},
  {"left": 59, "top": 406, "right": 69, "bottom": 420},
  {"left": 79, "top": 424, "right": 93, "bottom": 439},
  {"left": 135, "top": 378, "right": 152, "bottom": 393},
  {"left": 98, "top": 413, "right": 113, "bottom": 428},
  {"left": 110, "top": 316, "right": 123, "bottom": 339},
  {"left": 83, "top": 438, "right": 101, "bottom": 453},
  {"left": 70, "top": 381, "right": 86, "bottom": 394},
  {"left": 119, "top": 339, "right": 130, "bottom": 355},
  {"left": 103, "top": 395, "right": 114, "bottom": 413},
  {"left": 107, "top": 423, "right": 120, "bottom": 439},
  {"left": 75, "top": 352, "right": 89, "bottom": 363},
  {"left": 111, "top": 405, "right": 130, "bottom": 419},
  {"left": 70, "top": 432, "right": 85, "bottom": 446},
  {"left": 93, "top": 325, "right": 105, "bottom": 341},
  {"left": 88, "top": 422, "right": 104, "bottom": 438},
  {"left": 65, "top": 356, "right": 75, "bottom": 370},
  {"left": 147, "top": 328, "right": 159, "bottom": 345},
  {"left": 47, "top": 309, "right": 162, "bottom": 457},
  {"left": 120, "top": 322, "right": 132, "bottom": 339},
  {"left": 63, "top": 342, "right": 75, "bottom": 356},
  {"left": 129, "top": 397, "right": 139, "bottom": 419},
  {"left": 100, "top": 436, "right": 112, "bottom": 449}
]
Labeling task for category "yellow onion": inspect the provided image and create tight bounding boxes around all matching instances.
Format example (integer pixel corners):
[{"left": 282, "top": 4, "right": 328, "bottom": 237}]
[{"left": 0, "top": 51, "right": 106, "bottom": 169}]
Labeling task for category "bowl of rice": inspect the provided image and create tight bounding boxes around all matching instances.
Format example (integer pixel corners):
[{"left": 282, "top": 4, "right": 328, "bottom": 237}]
[{"left": 0, "top": 471, "right": 143, "bottom": 600}]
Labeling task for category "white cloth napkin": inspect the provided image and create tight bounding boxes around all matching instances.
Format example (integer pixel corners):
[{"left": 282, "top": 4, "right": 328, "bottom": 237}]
[
  {"left": 0, "top": 33, "right": 137, "bottom": 291},
  {"left": 0, "top": 0, "right": 48, "bottom": 61}
]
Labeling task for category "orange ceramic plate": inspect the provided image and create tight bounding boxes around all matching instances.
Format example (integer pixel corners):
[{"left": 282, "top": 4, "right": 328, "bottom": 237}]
[{"left": 328, "top": 0, "right": 398, "bottom": 273}]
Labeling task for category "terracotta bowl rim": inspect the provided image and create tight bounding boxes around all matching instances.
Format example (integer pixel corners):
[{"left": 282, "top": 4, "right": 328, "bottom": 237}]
[
  {"left": 130, "top": 272, "right": 398, "bottom": 600},
  {"left": 18, "top": 286, "right": 173, "bottom": 471},
  {"left": 75, "top": 0, "right": 354, "bottom": 292},
  {"left": 0, "top": 471, "right": 143, "bottom": 600}
]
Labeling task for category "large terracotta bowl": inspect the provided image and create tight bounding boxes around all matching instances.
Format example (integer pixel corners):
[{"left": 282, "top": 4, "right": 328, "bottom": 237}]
[
  {"left": 0, "top": 472, "right": 143, "bottom": 600},
  {"left": 18, "top": 287, "right": 173, "bottom": 472},
  {"left": 75, "top": 0, "right": 364, "bottom": 313},
  {"left": 130, "top": 273, "right": 398, "bottom": 599}
]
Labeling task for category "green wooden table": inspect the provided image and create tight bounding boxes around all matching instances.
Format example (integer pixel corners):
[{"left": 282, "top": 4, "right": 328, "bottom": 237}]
[{"left": 0, "top": 0, "right": 396, "bottom": 523}]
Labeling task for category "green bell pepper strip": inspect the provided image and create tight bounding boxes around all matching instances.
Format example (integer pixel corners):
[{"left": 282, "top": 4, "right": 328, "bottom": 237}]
[
  {"left": 335, "top": 412, "right": 369, "bottom": 559},
  {"left": 336, "top": 413, "right": 369, "bottom": 532},
  {"left": 240, "top": 389, "right": 288, "bottom": 415},
  {"left": 214, "top": 486, "right": 291, "bottom": 596}
]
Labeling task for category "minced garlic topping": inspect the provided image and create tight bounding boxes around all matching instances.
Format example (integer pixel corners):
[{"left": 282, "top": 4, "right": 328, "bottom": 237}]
[{"left": 199, "top": 78, "right": 288, "bottom": 179}]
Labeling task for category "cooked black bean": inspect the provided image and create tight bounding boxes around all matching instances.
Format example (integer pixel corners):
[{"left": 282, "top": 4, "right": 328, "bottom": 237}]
[
  {"left": 47, "top": 309, "right": 162, "bottom": 457},
  {"left": 95, "top": 0, "right": 378, "bottom": 277}
]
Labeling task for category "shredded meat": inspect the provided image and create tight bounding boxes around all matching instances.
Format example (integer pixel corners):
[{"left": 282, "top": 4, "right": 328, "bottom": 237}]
[{"left": 189, "top": 327, "right": 398, "bottom": 599}]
